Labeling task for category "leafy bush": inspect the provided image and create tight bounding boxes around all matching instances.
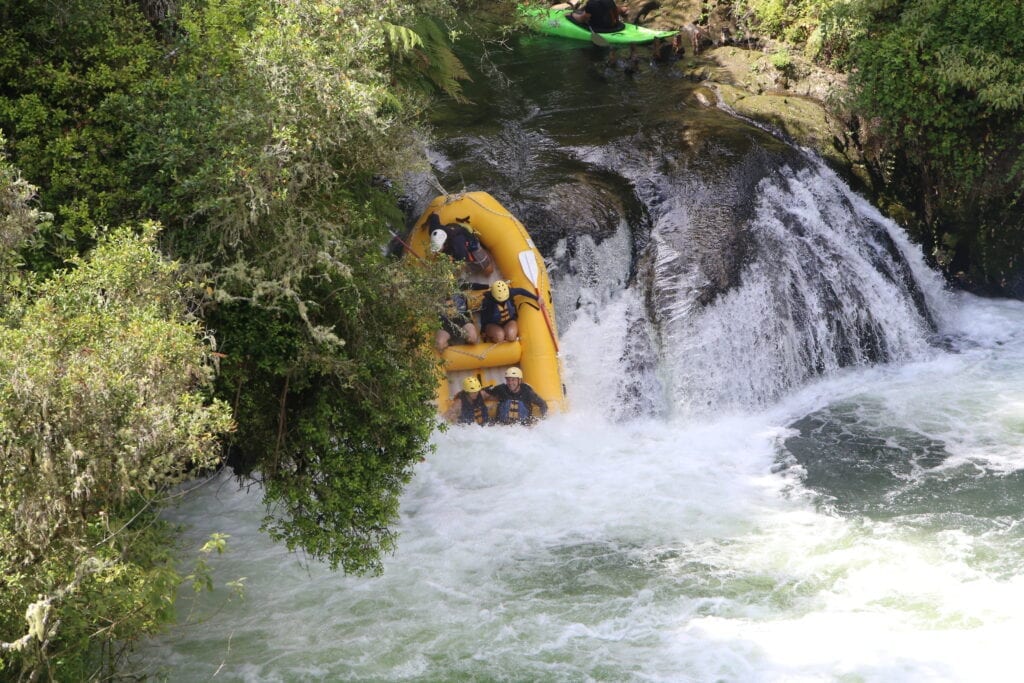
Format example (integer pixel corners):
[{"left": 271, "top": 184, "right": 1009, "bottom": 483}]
[
  {"left": 0, "top": 222, "right": 233, "bottom": 679},
  {"left": 731, "top": 0, "right": 843, "bottom": 55},
  {"left": 1, "top": 0, "right": 470, "bottom": 585},
  {"left": 770, "top": 48, "right": 795, "bottom": 76},
  {"left": 0, "top": 0, "right": 165, "bottom": 274},
  {"left": 846, "top": 0, "right": 1024, "bottom": 288},
  {"left": 123, "top": 0, "right": 453, "bottom": 573}
]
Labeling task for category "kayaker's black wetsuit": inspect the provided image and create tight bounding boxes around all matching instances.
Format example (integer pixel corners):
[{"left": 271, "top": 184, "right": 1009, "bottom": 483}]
[{"left": 583, "top": 0, "right": 624, "bottom": 32}]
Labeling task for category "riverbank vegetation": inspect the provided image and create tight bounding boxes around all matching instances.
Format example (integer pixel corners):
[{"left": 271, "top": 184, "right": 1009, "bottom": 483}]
[
  {"left": 2, "top": 0, "right": 1022, "bottom": 678},
  {"left": 704, "top": 0, "right": 1024, "bottom": 293},
  {"left": 1, "top": 0, "right": 469, "bottom": 678}
]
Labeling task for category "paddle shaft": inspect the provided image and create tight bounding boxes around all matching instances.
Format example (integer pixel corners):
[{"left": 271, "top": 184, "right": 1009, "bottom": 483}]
[
  {"left": 518, "top": 250, "right": 560, "bottom": 353},
  {"left": 390, "top": 229, "right": 423, "bottom": 260},
  {"left": 534, "top": 289, "right": 560, "bottom": 353}
]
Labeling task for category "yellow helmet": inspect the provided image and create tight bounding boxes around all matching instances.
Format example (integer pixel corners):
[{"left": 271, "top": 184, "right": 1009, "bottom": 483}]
[
  {"left": 491, "top": 280, "right": 510, "bottom": 302},
  {"left": 504, "top": 366, "right": 523, "bottom": 379},
  {"left": 462, "top": 376, "right": 482, "bottom": 393}
]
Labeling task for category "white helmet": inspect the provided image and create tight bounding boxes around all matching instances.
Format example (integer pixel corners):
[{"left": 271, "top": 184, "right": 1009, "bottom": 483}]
[{"left": 430, "top": 228, "right": 447, "bottom": 252}]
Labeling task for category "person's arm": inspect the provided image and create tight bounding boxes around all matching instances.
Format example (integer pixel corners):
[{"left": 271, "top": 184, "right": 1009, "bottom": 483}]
[
  {"left": 479, "top": 297, "right": 499, "bottom": 326},
  {"left": 525, "top": 385, "right": 548, "bottom": 416},
  {"left": 510, "top": 287, "right": 538, "bottom": 301},
  {"left": 442, "top": 395, "right": 461, "bottom": 422}
]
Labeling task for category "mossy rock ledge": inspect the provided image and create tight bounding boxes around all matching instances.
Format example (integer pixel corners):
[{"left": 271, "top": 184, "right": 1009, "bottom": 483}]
[
  {"left": 615, "top": 1, "right": 868, "bottom": 188},
  {"left": 682, "top": 44, "right": 869, "bottom": 189}
]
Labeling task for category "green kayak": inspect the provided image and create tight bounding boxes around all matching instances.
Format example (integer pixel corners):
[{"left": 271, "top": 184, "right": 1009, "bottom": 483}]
[{"left": 519, "top": 5, "right": 677, "bottom": 45}]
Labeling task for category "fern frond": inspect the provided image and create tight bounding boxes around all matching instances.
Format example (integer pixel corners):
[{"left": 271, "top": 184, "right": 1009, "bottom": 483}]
[
  {"left": 389, "top": 17, "right": 471, "bottom": 103},
  {"left": 383, "top": 22, "right": 423, "bottom": 55}
]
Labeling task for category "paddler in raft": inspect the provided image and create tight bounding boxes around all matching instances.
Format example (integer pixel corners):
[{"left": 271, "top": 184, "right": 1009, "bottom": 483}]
[
  {"left": 477, "top": 280, "right": 539, "bottom": 344},
  {"left": 444, "top": 376, "right": 490, "bottom": 426},
  {"left": 482, "top": 367, "right": 548, "bottom": 426},
  {"left": 436, "top": 291, "right": 479, "bottom": 352},
  {"left": 427, "top": 213, "right": 494, "bottom": 277}
]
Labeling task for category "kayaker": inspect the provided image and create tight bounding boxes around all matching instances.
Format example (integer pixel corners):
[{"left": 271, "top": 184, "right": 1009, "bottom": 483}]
[
  {"left": 479, "top": 280, "right": 538, "bottom": 343},
  {"left": 484, "top": 367, "right": 548, "bottom": 426},
  {"left": 571, "top": 0, "right": 627, "bottom": 33},
  {"left": 428, "top": 213, "right": 494, "bottom": 276},
  {"left": 444, "top": 376, "right": 490, "bottom": 426},
  {"left": 437, "top": 292, "right": 479, "bottom": 352}
]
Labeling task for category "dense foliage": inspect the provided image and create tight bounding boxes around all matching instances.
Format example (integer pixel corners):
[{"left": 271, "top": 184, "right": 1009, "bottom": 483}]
[
  {"left": 721, "top": 0, "right": 1024, "bottom": 292},
  {"left": 0, "top": 0, "right": 163, "bottom": 270},
  {"left": 121, "top": 0, "right": 454, "bottom": 572},
  {"left": 842, "top": 0, "right": 1024, "bottom": 291},
  {"left": 0, "top": 155, "right": 233, "bottom": 678},
  {"left": 729, "top": 0, "right": 838, "bottom": 51},
  {"left": 1, "top": 0, "right": 475, "bottom": 677}
]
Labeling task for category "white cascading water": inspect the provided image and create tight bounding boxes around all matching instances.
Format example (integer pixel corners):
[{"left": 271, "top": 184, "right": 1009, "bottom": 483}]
[
  {"left": 133, "top": 157, "right": 1024, "bottom": 682},
  {"left": 650, "top": 155, "right": 953, "bottom": 418}
]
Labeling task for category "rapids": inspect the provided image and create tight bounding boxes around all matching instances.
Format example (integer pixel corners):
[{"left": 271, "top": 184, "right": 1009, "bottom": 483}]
[{"left": 134, "top": 32, "right": 1024, "bottom": 683}]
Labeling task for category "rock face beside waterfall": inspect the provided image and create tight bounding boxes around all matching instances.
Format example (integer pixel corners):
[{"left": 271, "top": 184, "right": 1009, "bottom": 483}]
[{"left": 618, "top": 0, "right": 866, "bottom": 191}]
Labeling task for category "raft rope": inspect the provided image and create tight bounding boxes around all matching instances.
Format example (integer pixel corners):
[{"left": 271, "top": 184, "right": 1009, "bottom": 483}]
[
  {"left": 459, "top": 193, "right": 539, "bottom": 250},
  {"left": 446, "top": 342, "right": 502, "bottom": 361},
  {"left": 436, "top": 188, "right": 522, "bottom": 225},
  {"left": 464, "top": 193, "right": 523, "bottom": 224},
  {"left": 429, "top": 175, "right": 451, "bottom": 198}
]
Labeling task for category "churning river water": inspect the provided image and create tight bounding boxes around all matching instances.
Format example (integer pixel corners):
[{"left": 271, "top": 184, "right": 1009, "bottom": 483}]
[{"left": 134, "top": 30, "right": 1024, "bottom": 683}]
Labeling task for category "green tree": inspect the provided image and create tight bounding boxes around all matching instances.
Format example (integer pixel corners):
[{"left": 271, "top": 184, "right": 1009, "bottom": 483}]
[
  {"left": 123, "top": 0, "right": 460, "bottom": 573},
  {"left": 0, "top": 0, "right": 165, "bottom": 271},
  {"left": 842, "top": 0, "right": 1024, "bottom": 289},
  {"left": 0, "top": 132, "right": 50, "bottom": 305},
  {"left": 0, "top": 0, "right": 485, "bottom": 677},
  {"left": 0, "top": 207, "right": 233, "bottom": 678},
  {"left": 1, "top": 0, "right": 475, "bottom": 577},
  {"left": 731, "top": 0, "right": 839, "bottom": 48}
]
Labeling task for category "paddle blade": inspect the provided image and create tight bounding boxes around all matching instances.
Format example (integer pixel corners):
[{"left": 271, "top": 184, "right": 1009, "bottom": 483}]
[
  {"left": 518, "top": 249, "right": 560, "bottom": 353},
  {"left": 518, "top": 250, "right": 540, "bottom": 288},
  {"left": 590, "top": 30, "right": 610, "bottom": 47}
]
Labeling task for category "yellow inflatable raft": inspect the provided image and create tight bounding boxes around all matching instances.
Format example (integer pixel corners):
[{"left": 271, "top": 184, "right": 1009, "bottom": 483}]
[{"left": 408, "top": 192, "right": 566, "bottom": 418}]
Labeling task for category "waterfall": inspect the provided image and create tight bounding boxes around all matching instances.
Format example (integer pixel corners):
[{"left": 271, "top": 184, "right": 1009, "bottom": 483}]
[{"left": 557, "top": 151, "right": 954, "bottom": 420}]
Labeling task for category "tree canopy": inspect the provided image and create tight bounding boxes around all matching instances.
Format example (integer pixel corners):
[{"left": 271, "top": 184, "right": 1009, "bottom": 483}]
[
  {"left": 730, "top": 0, "right": 1024, "bottom": 290},
  {"left": 1, "top": 0, "right": 474, "bottom": 676},
  {"left": 0, "top": 171, "right": 233, "bottom": 677},
  {"left": 843, "top": 0, "right": 1024, "bottom": 289}
]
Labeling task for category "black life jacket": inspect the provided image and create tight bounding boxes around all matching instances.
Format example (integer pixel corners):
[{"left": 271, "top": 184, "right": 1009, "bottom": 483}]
[
  {"left": 482, "top": 295, "right": 517, "bottom": 326},
  {"left": 496, "top": 299, "right": 515, "bottom": 324},
  {"left": 458, "top": 392, "right": 489, "bottom": 426},
  {"left": 444, "top": 224, "right": 481, "bottom": 262},
  {"left": 456, "top": 223, "right": 482, "bottom": 255}
]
